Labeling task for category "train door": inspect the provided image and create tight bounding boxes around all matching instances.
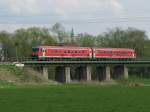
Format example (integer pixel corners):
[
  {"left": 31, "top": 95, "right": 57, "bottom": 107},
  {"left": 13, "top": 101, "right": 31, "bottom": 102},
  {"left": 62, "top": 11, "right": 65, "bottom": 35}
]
[{"left": 42, "top": 48, "right": 46, "bottom": 57}]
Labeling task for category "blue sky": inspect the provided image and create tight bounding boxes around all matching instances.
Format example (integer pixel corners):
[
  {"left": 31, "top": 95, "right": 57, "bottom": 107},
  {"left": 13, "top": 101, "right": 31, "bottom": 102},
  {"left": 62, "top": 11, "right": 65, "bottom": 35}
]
[{"left": 0, "top": 0, "right": 150, "bottom": 36}]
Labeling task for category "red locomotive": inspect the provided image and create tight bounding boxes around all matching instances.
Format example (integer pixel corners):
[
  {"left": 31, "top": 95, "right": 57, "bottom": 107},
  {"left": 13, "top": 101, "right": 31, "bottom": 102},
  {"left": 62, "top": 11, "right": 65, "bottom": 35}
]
[{"left": 32, "top": 46, "right": 136, "bottom": 60}]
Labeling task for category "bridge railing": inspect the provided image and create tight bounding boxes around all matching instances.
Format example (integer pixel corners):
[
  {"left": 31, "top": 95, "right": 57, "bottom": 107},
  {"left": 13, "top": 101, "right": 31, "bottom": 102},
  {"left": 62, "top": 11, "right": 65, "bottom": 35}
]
[
  {"left": 2, "top": 57, "right": 150, "bottom": 62},
  {"left": 3, "top": 57, "right": 33, "bottom": 62}
]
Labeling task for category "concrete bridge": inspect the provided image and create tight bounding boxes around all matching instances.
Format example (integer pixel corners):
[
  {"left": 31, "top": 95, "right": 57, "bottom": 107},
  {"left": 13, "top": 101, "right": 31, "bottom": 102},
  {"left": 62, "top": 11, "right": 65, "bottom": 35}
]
[{"left": 19, "top": 60, "right": 150, "bottom": 83}]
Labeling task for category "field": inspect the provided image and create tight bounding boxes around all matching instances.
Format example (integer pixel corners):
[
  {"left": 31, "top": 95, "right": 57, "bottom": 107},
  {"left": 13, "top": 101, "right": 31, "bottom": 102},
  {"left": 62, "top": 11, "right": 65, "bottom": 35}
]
[{"left": 0, "top": 85, "right": 150, "bottom": 112}]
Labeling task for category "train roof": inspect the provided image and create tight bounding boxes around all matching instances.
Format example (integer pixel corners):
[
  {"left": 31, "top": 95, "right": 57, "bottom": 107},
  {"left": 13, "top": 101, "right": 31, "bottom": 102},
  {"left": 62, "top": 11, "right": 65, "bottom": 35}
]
[
  {"left": 94, "top": 48, "right": 134, "bottom": 51},
  {"left": 33, "top": 46, "right": 91, "bottom": 49},
  {"left": 32, "top": 46, "right": 135, "bottom": 51}
]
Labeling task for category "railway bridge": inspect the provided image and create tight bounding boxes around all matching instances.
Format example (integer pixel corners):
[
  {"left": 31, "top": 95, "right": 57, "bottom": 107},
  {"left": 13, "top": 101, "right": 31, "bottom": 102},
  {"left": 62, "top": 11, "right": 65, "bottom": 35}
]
[{"left": 21, "top": 60, "right": 150, "bottom": 83}]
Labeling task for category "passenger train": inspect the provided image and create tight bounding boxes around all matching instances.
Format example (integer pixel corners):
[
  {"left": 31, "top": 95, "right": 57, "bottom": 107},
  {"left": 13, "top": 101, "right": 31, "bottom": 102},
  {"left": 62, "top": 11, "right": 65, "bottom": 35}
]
[{"left": 31, "top": 46, "right": 136, "bottom": 61}]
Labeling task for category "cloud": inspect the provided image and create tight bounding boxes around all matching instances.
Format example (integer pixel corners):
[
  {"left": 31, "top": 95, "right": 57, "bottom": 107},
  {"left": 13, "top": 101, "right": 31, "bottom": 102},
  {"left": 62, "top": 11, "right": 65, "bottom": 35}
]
[
  {"left": 7, "top": 0, "right": 50, "bottom": 15},
  {"left": 53, "top": 0, "right": 124, "bottom": 15},
  {"left": 3, "top": 0, "right": 123, "bottom": 16},
  {"left": 111, "top": 0, "right": 123, "bottom": 10},
  {"left": 110, "top": 0, "right": 125, "bottom": 16},
  {"left": 0, "top": 0, "right": 125, "bottom": 29}
]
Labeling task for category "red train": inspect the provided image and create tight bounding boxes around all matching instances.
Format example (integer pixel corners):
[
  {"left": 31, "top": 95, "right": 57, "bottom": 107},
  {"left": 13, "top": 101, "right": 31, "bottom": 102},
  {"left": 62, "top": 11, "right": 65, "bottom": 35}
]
[{"left": 32, "top": 46, "right": 136, "bottom": 60}]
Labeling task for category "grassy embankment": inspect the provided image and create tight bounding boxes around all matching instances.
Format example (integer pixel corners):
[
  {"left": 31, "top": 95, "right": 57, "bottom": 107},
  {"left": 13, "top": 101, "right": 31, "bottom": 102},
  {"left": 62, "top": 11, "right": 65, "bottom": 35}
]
[{"left": 0, "top": 65, "right": 57, "bottom": 88}]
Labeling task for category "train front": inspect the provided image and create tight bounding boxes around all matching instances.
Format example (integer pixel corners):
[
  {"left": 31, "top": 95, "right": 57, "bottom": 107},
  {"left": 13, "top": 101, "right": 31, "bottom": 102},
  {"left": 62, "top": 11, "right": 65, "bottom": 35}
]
[{"left": 31, "top": 47, "right": 40, "bottom": 60}]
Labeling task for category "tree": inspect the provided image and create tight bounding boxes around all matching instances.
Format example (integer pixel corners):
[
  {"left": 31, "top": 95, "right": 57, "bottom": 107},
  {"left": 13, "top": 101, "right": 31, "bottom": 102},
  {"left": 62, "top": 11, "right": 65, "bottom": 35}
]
[
  {"left": 76, "top": 33, "right": 96, "bottom": 47},
  {"left": 0, "top": 31, "right": 14, "bottom": 59},
  {"left": 96, "top": 27, "right": 147, "bottom": 57},
  {"left": 71, "top": 28, "right": 75, "bottom": 42},
  {"left": 143, "top": 40, "right": 150, "bottom": 58},
  {"left": 51, "top": 23, "right": 69, "bottom": 43},
  {"left": 13, "top": 27, "right": 56, "bottom": 59}
]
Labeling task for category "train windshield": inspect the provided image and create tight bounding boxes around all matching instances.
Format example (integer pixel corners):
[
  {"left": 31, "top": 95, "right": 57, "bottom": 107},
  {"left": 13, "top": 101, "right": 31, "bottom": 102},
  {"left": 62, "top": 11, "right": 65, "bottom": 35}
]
[{"left": 32, "top": 48, "right": 39, "bottom": 52}]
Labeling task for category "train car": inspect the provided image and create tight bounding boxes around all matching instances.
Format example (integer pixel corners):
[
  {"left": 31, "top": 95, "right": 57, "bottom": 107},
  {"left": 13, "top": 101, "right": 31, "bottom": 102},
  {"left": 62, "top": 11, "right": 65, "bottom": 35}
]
[
  {"left": 93, "top": 48, "right": 136, "bottom": 59},
  {"left": 32, "top": 46, "right": 92, "bottom": 60}
]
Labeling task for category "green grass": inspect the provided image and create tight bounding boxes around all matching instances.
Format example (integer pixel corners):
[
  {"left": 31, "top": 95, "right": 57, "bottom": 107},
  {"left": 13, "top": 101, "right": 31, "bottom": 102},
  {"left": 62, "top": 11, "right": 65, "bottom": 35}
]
[
  {"left": 0, "top": 85, "right": 150, "bottom": 112},
  {"left": 117, "top": 76, "right": 150, "bottom": 85},
  {"left": 0, "top": 80, "right": 17, "bottom": 88}
]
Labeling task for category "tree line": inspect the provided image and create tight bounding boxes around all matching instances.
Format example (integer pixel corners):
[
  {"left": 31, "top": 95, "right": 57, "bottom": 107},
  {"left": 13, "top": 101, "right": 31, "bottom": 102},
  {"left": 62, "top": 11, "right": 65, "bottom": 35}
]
[{"left": 0, "top": 23, "right": 150, "bottom": 60}]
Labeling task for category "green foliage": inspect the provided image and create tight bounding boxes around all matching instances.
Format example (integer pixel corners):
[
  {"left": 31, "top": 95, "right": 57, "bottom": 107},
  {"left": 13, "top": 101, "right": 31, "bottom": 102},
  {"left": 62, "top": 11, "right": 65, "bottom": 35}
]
[
  {"left": 96, "top": 28, "right": 147, "bottom": 57},
  {"left": 12, "top": 27, "right": 56, "bottom": 58},
  {"left": 0, "top": 31, "right": 15, "bottom": 58},
  {"left": 76, "top": 33, "right": 96, "bottom": 47},
  {"left": 51, "top": 23, "right": 70, "bottom": 43},
  {"left": 143, "top": 40, "right": 150, "bottom": 57},
  {"left": 0, "top": 65, "right": 24, "bottom": 76}
]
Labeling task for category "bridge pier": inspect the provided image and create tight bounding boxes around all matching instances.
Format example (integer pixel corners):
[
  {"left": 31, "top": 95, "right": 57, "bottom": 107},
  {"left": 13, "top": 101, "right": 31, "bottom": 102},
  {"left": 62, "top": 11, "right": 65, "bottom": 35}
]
[
  {"left": 96, "top": 66, "right": 111, "bottom": 81},
  {"left": 112, "top": 65, "right": 129, "bottom": 79},
  {"left": 42, "top": 66, "right": 49, "bottom": 79},
  {"left": 55, "top": 66, "right": 71, "bottom": 83},
  {"left": 86, "top": 65, "right": 91, "bottom": 81},
  {"left": 124, "top": 66, "right": 129, "bottom": 79},
  {"left": 105, "top": 65, "right": 111, "bottom": 81},
  {"left": 74, "top": 65, "right": 91, "bottom": 82},
  {"left": 65, "top": 66, "right": 71, "bottom": 83}
]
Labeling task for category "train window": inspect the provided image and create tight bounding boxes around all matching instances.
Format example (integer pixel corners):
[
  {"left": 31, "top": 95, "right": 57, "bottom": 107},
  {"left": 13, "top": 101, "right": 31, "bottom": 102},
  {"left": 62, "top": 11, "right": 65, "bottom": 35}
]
[
  {"left": 32, "top": 48, "right": 39, "bottom": 52},
  {"left": 121, "top": 52, "right": 128, "bottom": 54},
  {"left": 64, "top": 51, "right": 67, "bottom": 53},
  {"left": 113, "top": 51, "right": 118, "bottom": 54},
  {"left": 53, "top": 50, "right": 58, "bottom": 53},
  {"left": 98, "top": 51, "right": 104, "bottom": 53},
  {"left": 105, "top": 51, "right": 110, "bottom": 54},
  {"left": 75, "top": 51, "right": 77, "bottom": 53},
  {"left": 57, "top": 50, "right": 60, "bottom": 53}
]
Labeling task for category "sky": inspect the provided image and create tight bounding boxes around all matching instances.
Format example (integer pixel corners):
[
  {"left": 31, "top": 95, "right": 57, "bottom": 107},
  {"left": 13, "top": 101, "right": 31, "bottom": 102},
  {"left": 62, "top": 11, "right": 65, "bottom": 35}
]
[{"left": 0, "top": 0, "right": 150, "bottom": 36}]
